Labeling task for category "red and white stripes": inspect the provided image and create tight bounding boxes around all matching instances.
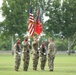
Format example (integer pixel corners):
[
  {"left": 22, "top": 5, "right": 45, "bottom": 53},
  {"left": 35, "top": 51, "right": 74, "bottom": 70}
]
[{"left": 28, "top": 13, "right": 35, "bottom": 37}]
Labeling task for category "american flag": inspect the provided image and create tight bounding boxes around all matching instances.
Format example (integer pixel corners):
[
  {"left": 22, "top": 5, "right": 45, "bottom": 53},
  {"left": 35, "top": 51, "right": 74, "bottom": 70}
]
[{"left": 28, "top": 6, "right": 35, "bottom": 37}]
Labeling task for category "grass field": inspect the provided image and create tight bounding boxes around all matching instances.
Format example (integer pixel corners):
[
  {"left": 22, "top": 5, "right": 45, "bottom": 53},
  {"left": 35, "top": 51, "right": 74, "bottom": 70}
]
[{"left": 0, "top": 53, "right": 76, "bottom": 75}]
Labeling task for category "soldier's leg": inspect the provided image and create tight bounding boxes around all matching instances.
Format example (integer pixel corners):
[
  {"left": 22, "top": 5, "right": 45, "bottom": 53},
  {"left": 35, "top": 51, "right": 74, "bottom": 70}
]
[
  {"left": 23, "top": 56, "right": 30, "bottom": 71},
  {"left": 35, "top": 57, "right": 39, "bottom": 70},
  {"left": 43, "top": 57, "right": 47, "bottom": 70},
  {"left": 17, "top": 56, "right": 21, "bottom": 70},
  {"left": 36, "top": 54, "right": 39, "bottom": 70},
  {"left": 23, "top": 60, "right": 25, "bottom": 71},
  {"left": 41, "top": 56, "right": 47, "bottom": 70},
  {"left": 14, "top": 55, "right": 19, "bottom": 71},
  {"left": 14, "top": 60, "right": 19, "bottom": 71},
  {"left": 52, "top": 57, "right": 55, "bottom": 71},
  {"left": 14, "top": 60, "right": 18, "bottom": 71},
  {"left": 48, "top": 56, "right": 50, "bottom": 70},
  {"left": 33, "top": 54, "right": 36, "bottom": 70},
  {"left": 33, "top": 58, "right": 36, "bottom": 70},
  {"left": 26, "top": 56, "right": 30, "bottom": 71},
  {"left": 49, "top": 57, "right": 54, "bottom": 71},
  {"left": 22, "top": 53, "right": 26, "bottom": 71},
  {"left": 33, "top": 56, "right": 39, "bottom": 70},
  {"left": 41, "top": 61, "right": 44, "bottom": 70},
  {"left": 23, "top": 61, "right": 28, "bottom": 71},
  {"left": 40, "top": 57, "right": 44, "bottom": 70},
  {"left": 23, "top": 59, "right": 28, "bottom": 71},
  {"left": 24, "top": 59, "right": 30, "bottom": 71},
  {"left": 23, "top": 61, "right": 29, "bottom": 71}
]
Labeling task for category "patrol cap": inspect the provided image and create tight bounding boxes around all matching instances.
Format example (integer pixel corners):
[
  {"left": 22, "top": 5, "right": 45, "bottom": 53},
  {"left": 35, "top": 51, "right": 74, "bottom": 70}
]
[
  {"left": 48, "top": 37, "right": 52, "bottom": 40},
  {"left": 24, "top": 35, "right": 28, "bottom": 39},
  {"left": 42, "top": 40, "right": 45, "bottom": 43},
  {"left": 16, "top": 38, "right": 20, "bottom": 41},
  {"left": 33, "top": 36, "right": 38, "bottom": 39}
]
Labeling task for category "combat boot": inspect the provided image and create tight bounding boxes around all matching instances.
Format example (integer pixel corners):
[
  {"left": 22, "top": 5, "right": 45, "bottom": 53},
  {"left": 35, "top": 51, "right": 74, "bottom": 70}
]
[{"left": 49, "top": 69, "right": 53, "bottom": 71}]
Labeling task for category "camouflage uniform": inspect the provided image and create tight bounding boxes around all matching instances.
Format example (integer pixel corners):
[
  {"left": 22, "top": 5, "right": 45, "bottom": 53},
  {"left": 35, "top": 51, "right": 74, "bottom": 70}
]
[
  {"left": 48, "top": 41, "right": 56, "bottom": 71},
  {"left": 22, "top": 40, "right": 30, "bottom": 71},
  {"left": 40, "top": 43, "right": 47, "bottom": 70},
  {"left": 32, "top": 40, "right": 39, "bottom": 70},
  {"left": 14, "top": 40, "right": 21, "bottom": 71}
]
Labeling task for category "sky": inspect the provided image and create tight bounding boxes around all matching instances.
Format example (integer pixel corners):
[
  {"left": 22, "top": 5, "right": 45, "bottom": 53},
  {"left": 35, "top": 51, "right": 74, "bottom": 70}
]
[
  {"left": 0, "top": 0, "right": 3, "bottom": 8},
  {"left": 0, "top": 0, "right": 5, "bottom": 22}
]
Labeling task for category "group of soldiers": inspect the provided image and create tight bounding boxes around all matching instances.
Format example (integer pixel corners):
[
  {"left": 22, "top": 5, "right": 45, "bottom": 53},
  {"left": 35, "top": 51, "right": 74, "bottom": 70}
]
[{"left": 13, "top": 36, "right": 57, "bottom": 72}]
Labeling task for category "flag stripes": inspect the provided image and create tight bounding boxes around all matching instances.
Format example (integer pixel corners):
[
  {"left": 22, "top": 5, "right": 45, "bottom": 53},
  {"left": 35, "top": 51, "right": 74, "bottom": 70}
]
[{"left": 28, "top": 7, "right": 35, "bottom": 37}]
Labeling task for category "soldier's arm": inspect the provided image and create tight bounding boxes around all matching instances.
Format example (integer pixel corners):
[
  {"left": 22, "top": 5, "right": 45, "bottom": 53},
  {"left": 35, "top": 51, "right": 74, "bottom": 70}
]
[
  {"left": 39, "top": 45, "right": 42, "bottom": 53},
  {"left": 14, "top": 44, "right": 19, "bottom": 54},
  {"left": 32, "top": 41, "right": 37, "bottom": 45},
  {"left": 48, "top": 44, "right": 51, "bottom": 55},
  {"left": 28, "top": 43, "right": 32, "bottom": 49},
  {"left": 13, "top": 44, "right": 16, "bottom": 53},
  {"left": 39, "top": 45, "right": 43, "bottom": 56},
  {"left": 21, "top": 41, "right": 24, "bottom": 49},
  {"left": 54, "top": 44, "right": 57, "bottom": 54},
  {"left": 45, "top": 46, "right": 47, "bottom": 54},
  {"left": 48, "top": 44, "right": 51, "bottom": 52}
]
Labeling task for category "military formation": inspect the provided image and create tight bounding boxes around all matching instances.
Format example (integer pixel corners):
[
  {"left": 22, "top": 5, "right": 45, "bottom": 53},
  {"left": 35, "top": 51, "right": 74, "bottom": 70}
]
[{"left": 13, "top": 36, "right": 57, "bottom": 71}]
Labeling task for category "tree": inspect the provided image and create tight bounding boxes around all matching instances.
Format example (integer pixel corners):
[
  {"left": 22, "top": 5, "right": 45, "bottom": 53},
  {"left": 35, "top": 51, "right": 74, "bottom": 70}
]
[
  {"left": 1, "top": 0, "right": 31, "bottom": 37},
  {"left": 1, "top": 0, "right": 46, "bottom": 36},
  {"left": 45, "top": 0, "right": 76, "bottom": 55},
  {"left": 0, "top": 0, "right": 47, "bottom": 50}
]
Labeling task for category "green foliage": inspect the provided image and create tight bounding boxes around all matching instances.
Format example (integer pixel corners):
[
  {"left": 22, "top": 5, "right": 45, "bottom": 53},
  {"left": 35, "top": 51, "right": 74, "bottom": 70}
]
[
  {"left": 0, "top": 0, "right": 46, "bottom": 37},
  {"left": 45, "top": 0, "right": 76, "bottom": 38},
  {"left": 1, "top": 0, "right": 30, "bottom": 36},
  {"left": 73, "top": 46, "right": 76, "bottom": 50},
  {"left": 61, "top": 0, "right": 76, "bottom": 38},
  {"left": 0, "top": 0, "right": 47, "bottom": 50},
  {"left": 0, "top": 0, "right": 76, "bottom": 51},
  {"left": 44, "top": 0, "right": 76, "bottom": 52},
  {"left": 0, "top": 35, "right": 11, "bottom": 50},
  {"left": 55, "top": 39, "right": 68, "bottom": 51}
]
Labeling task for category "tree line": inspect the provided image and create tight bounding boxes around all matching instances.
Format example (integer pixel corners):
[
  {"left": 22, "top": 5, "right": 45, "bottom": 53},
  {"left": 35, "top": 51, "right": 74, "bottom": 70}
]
[{"left": 0, "top": 0, "right": 76, "bottom": 54}]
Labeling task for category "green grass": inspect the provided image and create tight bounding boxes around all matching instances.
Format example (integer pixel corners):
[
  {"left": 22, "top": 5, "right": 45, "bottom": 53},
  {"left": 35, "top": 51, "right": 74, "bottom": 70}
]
[{"left": 0, "top": 54, "right": 76, "bottom": 75}]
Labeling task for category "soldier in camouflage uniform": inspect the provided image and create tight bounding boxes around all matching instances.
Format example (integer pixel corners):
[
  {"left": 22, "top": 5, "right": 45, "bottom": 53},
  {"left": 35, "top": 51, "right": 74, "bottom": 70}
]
[
  {"left": 22, "top": 36, "right": 30, "bottom": 71},
  {"left": 48, "top": 37, "right": 57, "bottom": 71},
  {"left": 14, "top": 38, "right": 21, "bottom": 71},
  {"left": 40, "top": 41, "right": 47, "bottom": 70},
  {"left": 32, "top": 36, "right": 39, "bottom": 70}
]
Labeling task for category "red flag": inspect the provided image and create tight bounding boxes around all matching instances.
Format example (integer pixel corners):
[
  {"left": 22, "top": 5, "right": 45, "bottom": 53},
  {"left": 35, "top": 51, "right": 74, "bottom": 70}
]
[
  {"left": 35, "top": 6, "right": 42, "bottom": 36},
  {"left": 35, "top": 20, "right": 42, "bottom": 36},
  {"left": 28, "top": 6, "right": 35, "bottom": 37}
]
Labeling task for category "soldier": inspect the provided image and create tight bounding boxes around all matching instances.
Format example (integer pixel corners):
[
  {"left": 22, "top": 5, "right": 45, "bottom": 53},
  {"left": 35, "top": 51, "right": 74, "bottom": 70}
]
[
  {"left": 14, "top": 38, "right": 21, "bottom": 71},
  {"left": 40, "top": 41, "right": 47, "bottom": 70},
  {"left": 32, "top": 36, "right": 39, "bottom": 70},
  {"left": 22, "top": 36, "right": 30, "bottom": 71},
  {"left": 48, "top": 37, "right": 57, "bottom": 71}
]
